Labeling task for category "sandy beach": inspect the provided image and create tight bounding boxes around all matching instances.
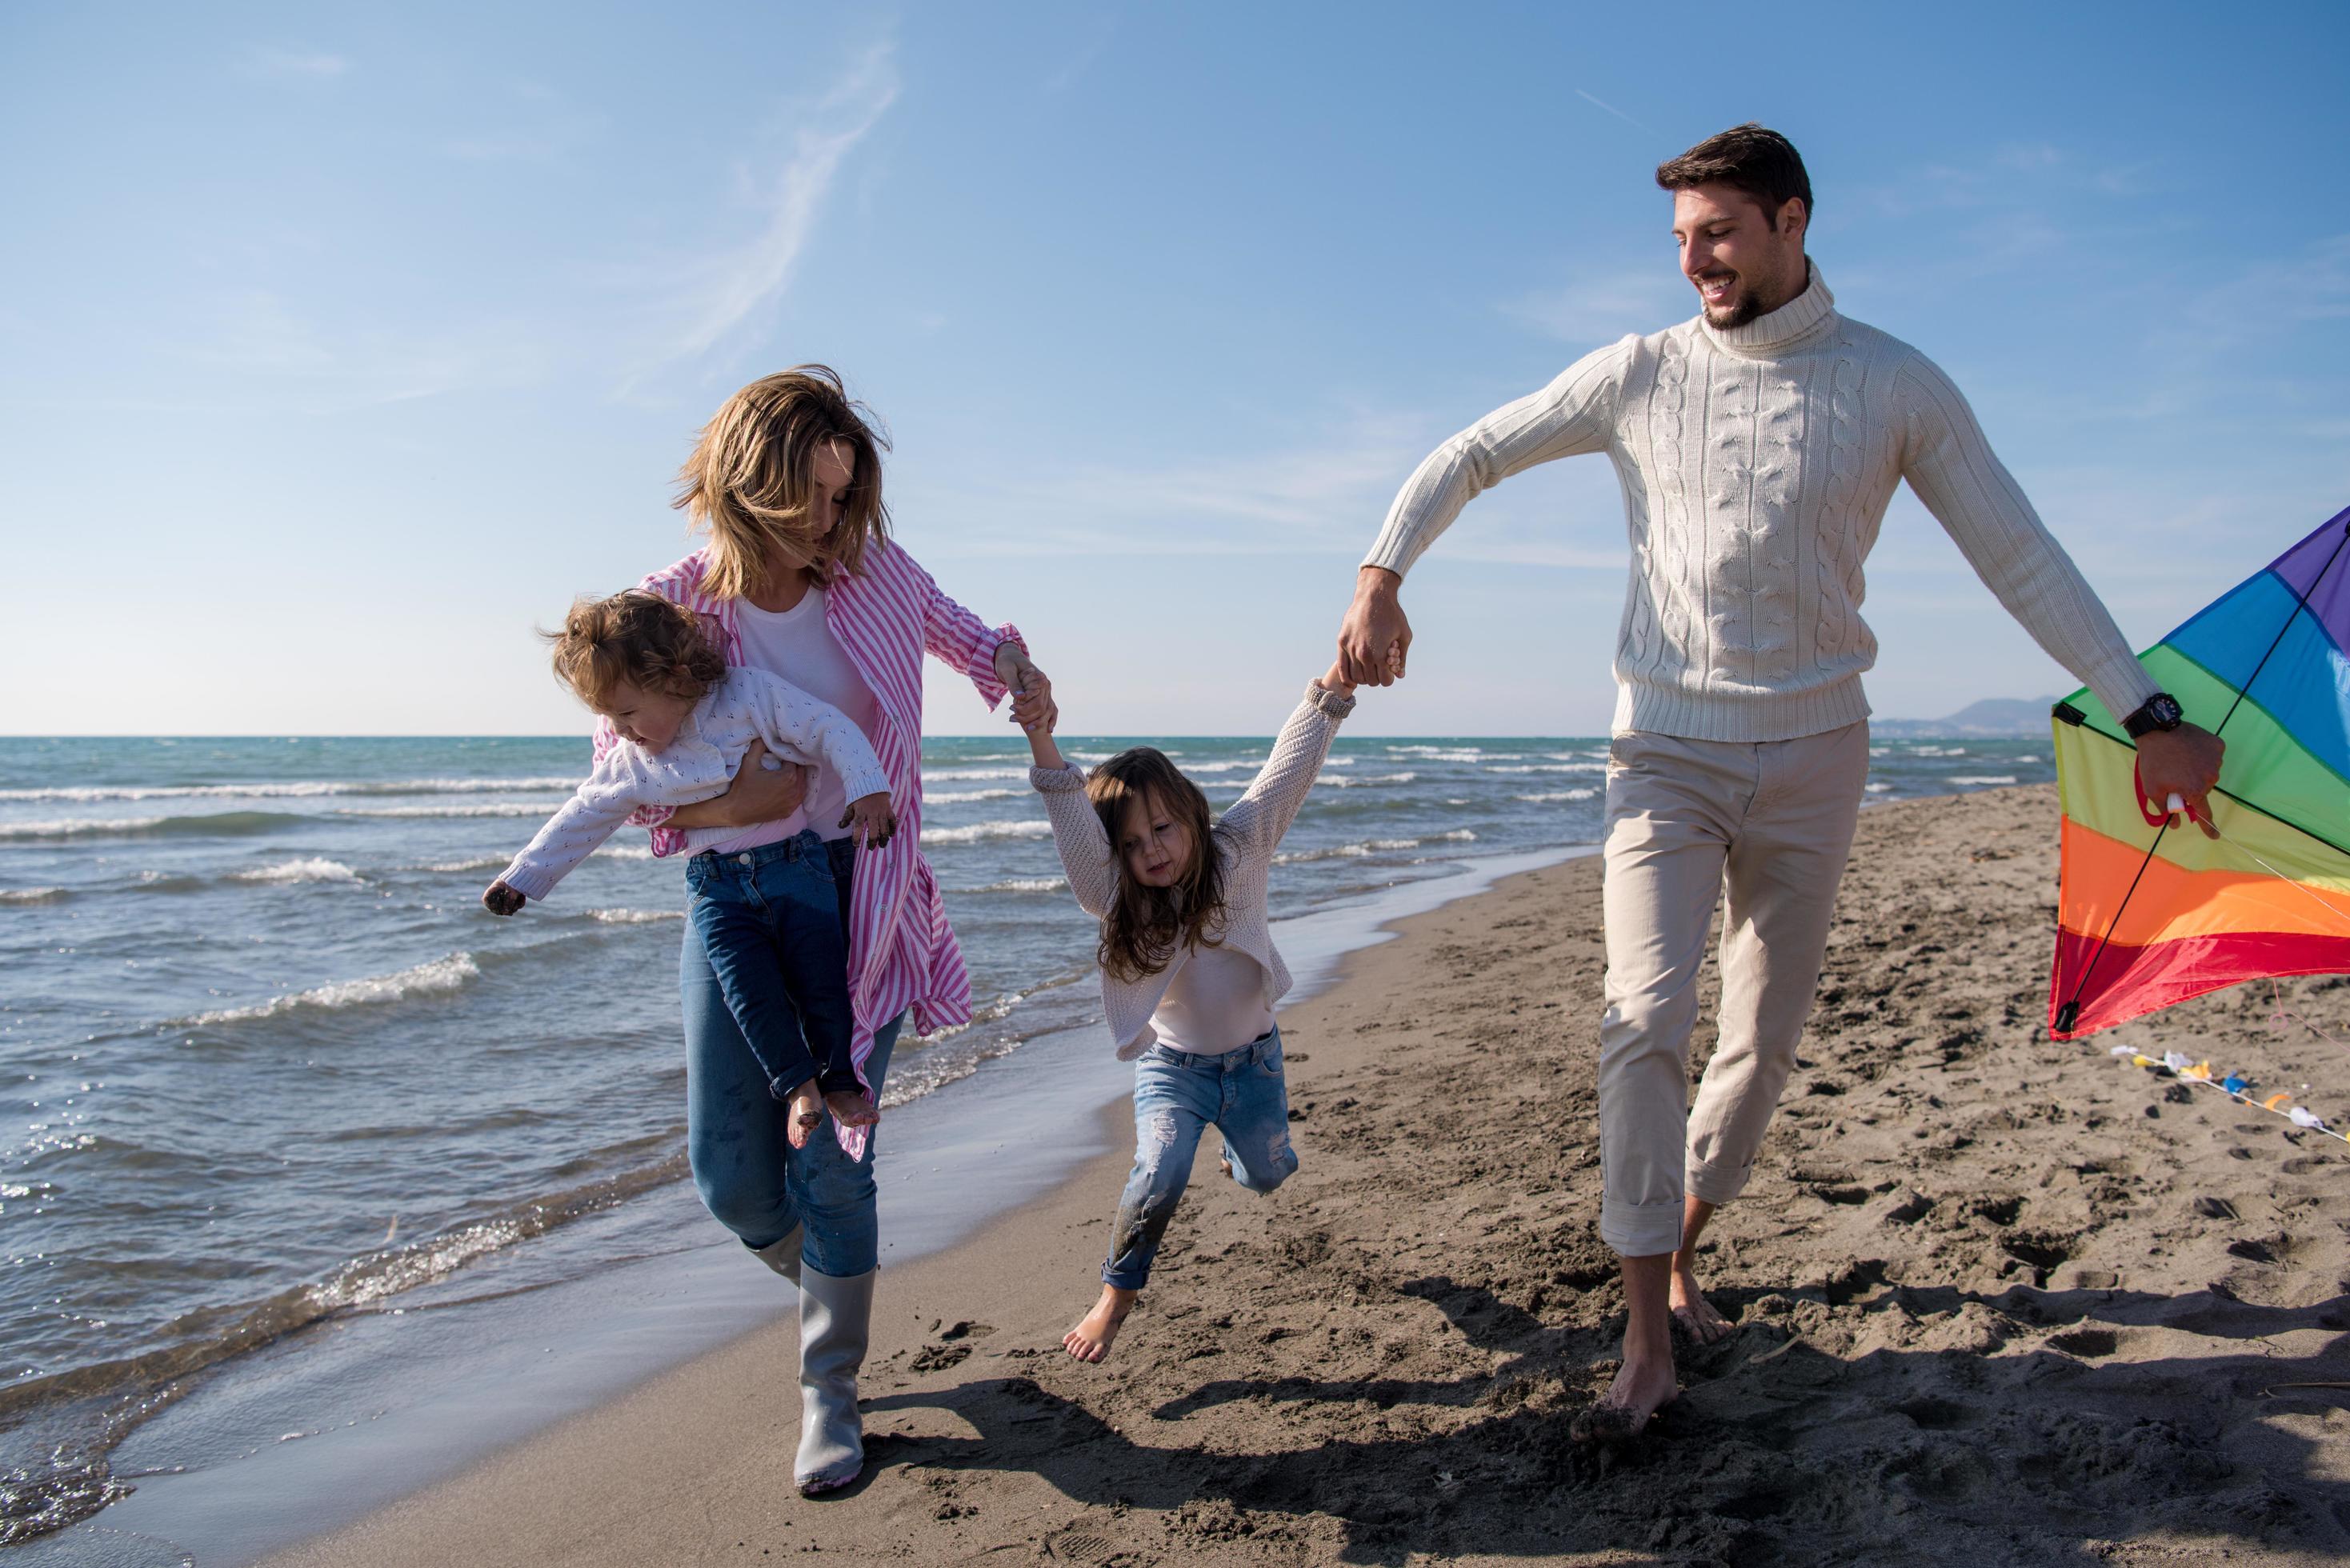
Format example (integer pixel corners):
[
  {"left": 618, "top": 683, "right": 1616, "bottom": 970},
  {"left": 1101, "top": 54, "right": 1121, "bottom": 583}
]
[{"left": 262, "top": 785, "right": 2350, "bottom": 1566}]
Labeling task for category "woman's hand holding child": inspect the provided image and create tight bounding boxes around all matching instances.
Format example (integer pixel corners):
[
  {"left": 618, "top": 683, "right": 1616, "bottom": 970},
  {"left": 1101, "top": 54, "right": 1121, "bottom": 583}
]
[{"left": 996, "top": 644, "right": 1057, "bottom": 734}]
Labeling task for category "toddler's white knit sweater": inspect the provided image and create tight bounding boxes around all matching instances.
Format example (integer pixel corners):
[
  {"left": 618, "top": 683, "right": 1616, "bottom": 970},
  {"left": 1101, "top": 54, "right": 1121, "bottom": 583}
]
[{"left": 1364, "top": 269, "right": 2158, "bottom": 741}]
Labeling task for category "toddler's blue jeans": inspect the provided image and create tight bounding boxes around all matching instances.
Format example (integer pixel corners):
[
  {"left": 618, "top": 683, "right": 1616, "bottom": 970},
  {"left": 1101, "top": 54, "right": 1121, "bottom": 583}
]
[{"left": 683, "top": 829, "right": 859, "bottom": 1101}]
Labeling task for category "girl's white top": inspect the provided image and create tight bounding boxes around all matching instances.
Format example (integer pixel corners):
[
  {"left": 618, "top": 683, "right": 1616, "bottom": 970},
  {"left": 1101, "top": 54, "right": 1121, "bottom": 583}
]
[
  {"left": 1030, "top": 684, "right": 1355, "bottom": 1060},
  {"left": 498, "top": 666, "right": 890, "bottom": 902},
  {"left": 732, "top": 585, "right": 883, "bottom": 846},
  {"left": 1151, "top": 941, "right": 1276, "bottom": 1056}
]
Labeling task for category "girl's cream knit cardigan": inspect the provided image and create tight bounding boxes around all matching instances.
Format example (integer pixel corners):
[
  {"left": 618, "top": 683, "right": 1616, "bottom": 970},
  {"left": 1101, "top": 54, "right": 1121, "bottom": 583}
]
[{"left": 1029, "top": 683, "right": 1355, "bottom": 1059}]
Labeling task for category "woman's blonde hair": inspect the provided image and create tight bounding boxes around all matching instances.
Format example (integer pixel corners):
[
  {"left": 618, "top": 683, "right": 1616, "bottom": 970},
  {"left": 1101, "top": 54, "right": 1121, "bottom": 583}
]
[
  {"left": 1085, "top": 749, "right": 1227, "bottom": 983},
  {"left": 673, "top": 366, "right": 891, "bottom": 600}
]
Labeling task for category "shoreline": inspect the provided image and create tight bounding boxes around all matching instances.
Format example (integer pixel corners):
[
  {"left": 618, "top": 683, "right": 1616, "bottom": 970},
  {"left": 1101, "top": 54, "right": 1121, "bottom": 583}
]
[
  {"left": 18, "top": 846, "right": 1584, "bottom": 1568},
  {"left": 248, "top": 784, "right": 2350, "bottom": 1566}
]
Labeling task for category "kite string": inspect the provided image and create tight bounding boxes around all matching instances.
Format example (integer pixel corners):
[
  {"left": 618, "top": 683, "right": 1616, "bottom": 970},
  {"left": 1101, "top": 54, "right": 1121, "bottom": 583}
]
[
  {"left": 2267, "top": 978, "right": 2349, "bottom": 1052},
  {"left": 2206, "top": 817, "right": 2350, "bottom": 926}
]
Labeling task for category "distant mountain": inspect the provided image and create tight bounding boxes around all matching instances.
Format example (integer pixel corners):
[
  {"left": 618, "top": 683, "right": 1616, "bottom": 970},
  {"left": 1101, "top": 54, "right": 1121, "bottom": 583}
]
[{"left": 1872, "top": 697, "right": 2061, "bottom": 738}]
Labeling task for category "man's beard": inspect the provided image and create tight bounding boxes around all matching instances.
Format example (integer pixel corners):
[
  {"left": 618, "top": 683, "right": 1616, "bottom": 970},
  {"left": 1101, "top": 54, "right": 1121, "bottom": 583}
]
[{"left": 1699, "top": 274, "right": 1768, "bottom": 330}]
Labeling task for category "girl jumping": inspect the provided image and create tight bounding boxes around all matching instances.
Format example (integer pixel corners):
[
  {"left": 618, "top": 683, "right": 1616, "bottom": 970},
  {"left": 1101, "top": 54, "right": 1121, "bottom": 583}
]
[{"left": 1023, "top": 661, "right": 1363, "bottom": 1362}]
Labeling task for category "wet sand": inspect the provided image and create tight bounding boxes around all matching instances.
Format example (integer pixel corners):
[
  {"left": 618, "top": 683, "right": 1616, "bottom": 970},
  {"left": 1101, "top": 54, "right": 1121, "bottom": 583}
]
[{"left": 263, "top": 785, "right": 2350, "bottom": 1566}]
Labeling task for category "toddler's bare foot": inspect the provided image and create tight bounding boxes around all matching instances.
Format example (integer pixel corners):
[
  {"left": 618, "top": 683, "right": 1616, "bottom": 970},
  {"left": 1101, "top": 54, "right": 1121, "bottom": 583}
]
[
  {"left": 1061, "top": 1286, "right": 1136, "bottom": 1364},
  {"left": 784, "top": 1081, "right": 826, "bottom": 1150},
  {"left": 824, "top": 1090, "right": 879, "bottom": 1129},
  {"left": 1669, "top": 1260, "right": 1735, "bottom": 1346}
]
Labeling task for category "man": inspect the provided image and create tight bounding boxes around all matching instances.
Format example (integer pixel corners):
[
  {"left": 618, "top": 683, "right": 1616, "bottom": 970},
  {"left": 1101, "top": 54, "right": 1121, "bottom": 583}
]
[{"left": 1335, "top": 124, "right": 2223, "bottom": 1436}]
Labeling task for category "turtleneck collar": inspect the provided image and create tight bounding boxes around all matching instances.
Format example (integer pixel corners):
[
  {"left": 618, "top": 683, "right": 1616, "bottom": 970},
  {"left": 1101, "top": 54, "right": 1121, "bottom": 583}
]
[{"left": 1699, "top": 262, "right": 1837, "bottom": 358}]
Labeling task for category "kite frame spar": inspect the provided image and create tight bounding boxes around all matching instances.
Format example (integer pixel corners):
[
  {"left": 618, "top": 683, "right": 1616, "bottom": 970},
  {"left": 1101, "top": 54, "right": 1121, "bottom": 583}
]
[{"left": 2050, "top": 506, "right": 2350, "bottom": 1040}]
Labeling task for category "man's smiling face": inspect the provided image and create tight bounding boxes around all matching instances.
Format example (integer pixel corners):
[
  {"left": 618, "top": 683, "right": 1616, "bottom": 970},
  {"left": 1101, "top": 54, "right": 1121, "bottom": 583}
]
[{"left": 1671, "top": 182, "right": 1810, "bottom": 330}]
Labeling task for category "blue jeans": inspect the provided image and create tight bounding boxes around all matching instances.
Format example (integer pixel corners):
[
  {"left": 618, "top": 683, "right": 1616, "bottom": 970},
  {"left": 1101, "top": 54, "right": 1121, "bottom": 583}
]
[
  {"left": 1103, "top": 1026, "right": 1299, "bottom": 1290},
  {"left": 684, "top": 830, "right": 859, "bottom": 1100},
  {"left": 683, "top": 836, "right": 903, "bottom": 1278}
]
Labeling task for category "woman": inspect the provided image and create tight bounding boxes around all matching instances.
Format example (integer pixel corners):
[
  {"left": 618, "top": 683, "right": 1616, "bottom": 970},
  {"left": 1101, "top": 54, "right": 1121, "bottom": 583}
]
[{"left": 600, "top": 366, "right": 1053, "bottom": 1494}]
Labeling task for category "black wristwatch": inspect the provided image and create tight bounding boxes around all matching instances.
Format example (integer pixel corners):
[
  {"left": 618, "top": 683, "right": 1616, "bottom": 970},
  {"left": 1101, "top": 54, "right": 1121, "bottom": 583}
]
[{"left": 2121, "top": 691, "right": 2184, "bottom": 738}]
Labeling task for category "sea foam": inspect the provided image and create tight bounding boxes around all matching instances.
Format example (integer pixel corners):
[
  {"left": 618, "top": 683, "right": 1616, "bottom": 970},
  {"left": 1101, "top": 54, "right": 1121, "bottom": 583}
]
[{"left": 181, "top": 954, "right": 482, "bottom": 1026}]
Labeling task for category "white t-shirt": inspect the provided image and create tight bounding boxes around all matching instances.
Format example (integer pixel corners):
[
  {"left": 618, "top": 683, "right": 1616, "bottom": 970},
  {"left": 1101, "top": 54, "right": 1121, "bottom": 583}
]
[
  {"left": 1150, "top": 939, "right": 1275, "bottom": 1056},
  {"left": 733, "top": 586, "right": 883, "bottom": 843}
]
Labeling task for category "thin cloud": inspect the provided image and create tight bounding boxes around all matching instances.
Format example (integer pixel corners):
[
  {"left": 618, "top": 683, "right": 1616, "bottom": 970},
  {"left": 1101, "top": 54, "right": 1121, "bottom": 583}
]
[
  {"left": 622, "top": 42, "right": 899, "bottom": 388},
  {"left": 242, "top": 46, "right": 349, "bottom": 78},
  {"left": 1575, "top": 89, "right": 1652, "bottom": 135},
  {"left": 899, "top": 410, "right": 1443, "bottom": 558}
]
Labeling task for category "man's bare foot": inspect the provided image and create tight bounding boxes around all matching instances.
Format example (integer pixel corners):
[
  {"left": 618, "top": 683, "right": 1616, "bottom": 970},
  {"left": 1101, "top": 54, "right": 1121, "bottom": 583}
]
[
  {"left": 1062, "top": 1286, "right": 1136, "bottom": 1363},
  {"left": 1573, "top": 1348, "right": 1678, "bottom": 1446},
  {"left": 1669, "top": 1260, "right": 1735, "bottom": 1346}
]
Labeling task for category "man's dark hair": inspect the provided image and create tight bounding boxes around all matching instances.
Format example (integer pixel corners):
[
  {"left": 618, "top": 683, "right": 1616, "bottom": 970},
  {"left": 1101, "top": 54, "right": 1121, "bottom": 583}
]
[{"left": 1655, "top": 124, "right": 1812, "bottom": 230}]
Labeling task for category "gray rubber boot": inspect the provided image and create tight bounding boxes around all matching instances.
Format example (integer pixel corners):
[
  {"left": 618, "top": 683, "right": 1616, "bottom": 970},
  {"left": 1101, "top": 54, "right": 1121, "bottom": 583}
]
[
  {"left": 749, "top": 1224, "right": 803, "bottom": 1282},
  {"left": 794, "top": 1266, "right": 875, "bottom": 1494}
]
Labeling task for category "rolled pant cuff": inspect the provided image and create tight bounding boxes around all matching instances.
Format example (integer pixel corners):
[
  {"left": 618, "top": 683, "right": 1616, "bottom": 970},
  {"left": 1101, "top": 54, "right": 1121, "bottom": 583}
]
[
  {"left": 1599, "top": 1198, "right": 1684, "bottom": 1259},
  {"left": 1101, "top": 1266, "right": 1148, "bottom": 1290},
  {"left": 1685, "top": 1161, "right": 1754, "bottom": 1207}
]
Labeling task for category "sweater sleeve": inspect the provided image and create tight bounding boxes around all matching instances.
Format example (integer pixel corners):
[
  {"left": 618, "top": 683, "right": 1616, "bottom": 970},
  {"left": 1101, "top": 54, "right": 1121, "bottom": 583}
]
[
  {"left": 593, "top": 718, "right": 679, "bottom": 831},
  {"left": 498, "top": 749, "right": 658, "bottom": 902},
  {"left": 732, "top": 668, "right": 892, "bottom": 808},
  {"left": 1029, "top": 765, "right": 1118, "bottom": 918},
  {"left": 1895, "top": 354, "right": 2159, "bottom": 724},
  {"left": 1363, "top": 336, "right": 1635, "bottom": 578},
  {"left": 1217, "top": 682, "right": 1355, "bottom": 865}
]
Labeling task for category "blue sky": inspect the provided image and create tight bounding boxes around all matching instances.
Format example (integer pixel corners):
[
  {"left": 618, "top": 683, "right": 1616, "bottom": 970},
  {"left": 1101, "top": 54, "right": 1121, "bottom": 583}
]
[{"left": 3, "top": 1, "right": 2344, "bottom": 737}]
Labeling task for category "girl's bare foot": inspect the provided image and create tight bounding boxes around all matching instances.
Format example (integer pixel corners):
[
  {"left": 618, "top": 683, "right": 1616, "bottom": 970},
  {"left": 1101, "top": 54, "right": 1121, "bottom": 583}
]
[
  {"left": 1062, "top": 1286, "right": 1136, "bottom": 1363},
  {"left": 1669, "top": 1260, "right": 1734, "bottom": 1346}
]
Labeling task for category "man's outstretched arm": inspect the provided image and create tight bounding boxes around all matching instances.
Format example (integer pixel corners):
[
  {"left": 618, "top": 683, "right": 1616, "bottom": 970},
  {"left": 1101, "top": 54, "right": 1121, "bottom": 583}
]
[
  {"left": 1897, "top": 353, "right": 2224, "bottom": 834},
  {"left": 1338, "top": 338, "right": 1634, "bottom": 686}
]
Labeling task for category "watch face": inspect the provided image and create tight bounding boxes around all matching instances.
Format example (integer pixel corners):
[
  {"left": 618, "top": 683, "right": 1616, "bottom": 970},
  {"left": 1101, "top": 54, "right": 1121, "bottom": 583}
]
[{"left": 2151, "top": 695, "right": 2183, "bottom": 726}]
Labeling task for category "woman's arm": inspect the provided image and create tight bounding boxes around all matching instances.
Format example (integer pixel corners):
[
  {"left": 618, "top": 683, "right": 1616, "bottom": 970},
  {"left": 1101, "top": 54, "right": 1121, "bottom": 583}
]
[
  {"left": 1218, "top": 666, "right": 1357, "bottom": 863},
  {"left": 661, "top": 740, "right": 812, "bottom": 830},
  {"left": 918, "top": 564, "right": 1059, "bottom": 734}
]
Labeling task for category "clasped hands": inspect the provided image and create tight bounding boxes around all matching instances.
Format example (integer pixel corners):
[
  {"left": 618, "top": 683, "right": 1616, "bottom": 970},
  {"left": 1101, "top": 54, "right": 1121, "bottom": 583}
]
[{"left": 996, "top": 642, "right": 1058, "bottom": 734}]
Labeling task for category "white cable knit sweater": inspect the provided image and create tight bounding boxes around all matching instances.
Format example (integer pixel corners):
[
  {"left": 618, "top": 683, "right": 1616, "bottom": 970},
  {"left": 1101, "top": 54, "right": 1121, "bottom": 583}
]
[
  {"left": 1364, "top": 269, "right": 2159, "bottom": 742},
  {"left": 1031, "top": 684, "right": 1355, "bottom": 1059}
]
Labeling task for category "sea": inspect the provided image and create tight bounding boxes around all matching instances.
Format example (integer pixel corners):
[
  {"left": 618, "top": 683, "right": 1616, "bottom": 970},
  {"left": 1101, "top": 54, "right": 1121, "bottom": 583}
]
[{"left": 0, "top": 731, "right": 2056, "bottom": 1550}]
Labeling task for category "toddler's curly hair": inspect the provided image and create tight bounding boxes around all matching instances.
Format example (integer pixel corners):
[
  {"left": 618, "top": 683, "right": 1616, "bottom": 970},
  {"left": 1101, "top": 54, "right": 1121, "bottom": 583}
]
[{"left": 546, "top": 591, "right": 727, "bottom": 711}]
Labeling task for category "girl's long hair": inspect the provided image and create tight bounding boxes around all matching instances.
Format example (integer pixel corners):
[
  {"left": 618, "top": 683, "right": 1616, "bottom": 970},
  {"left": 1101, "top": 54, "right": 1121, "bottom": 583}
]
[
  {"left": 673, "top": 365, "right": 891, "bottom": 600},
  {"left": 1086, "top": 748, "right": 1226, "bottom": 983}
]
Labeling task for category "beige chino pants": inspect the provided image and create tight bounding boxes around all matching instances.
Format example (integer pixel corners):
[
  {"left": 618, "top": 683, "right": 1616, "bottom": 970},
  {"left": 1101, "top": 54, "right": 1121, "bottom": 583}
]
[{"left": 1595, "top": 722, "right": 1870, "bottom": 1258}]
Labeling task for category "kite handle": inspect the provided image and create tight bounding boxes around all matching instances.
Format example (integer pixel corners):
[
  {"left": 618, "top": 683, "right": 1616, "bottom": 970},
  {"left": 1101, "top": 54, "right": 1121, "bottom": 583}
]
[{"left": 2132, "top": 761, "right": 2190, "bottom": 827}]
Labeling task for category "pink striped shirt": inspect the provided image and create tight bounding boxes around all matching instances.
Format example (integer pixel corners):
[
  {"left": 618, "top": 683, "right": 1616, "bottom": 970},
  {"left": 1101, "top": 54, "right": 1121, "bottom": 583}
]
[{"left": 595, "top": 543, "right": 1023, "bottom": 1156}]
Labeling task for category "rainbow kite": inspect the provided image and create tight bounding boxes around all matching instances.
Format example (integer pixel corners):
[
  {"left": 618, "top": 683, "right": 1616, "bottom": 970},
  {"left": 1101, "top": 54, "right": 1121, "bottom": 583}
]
[{"left": 2050, "top": 504, "right": 2350, "bottom": 1039}]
